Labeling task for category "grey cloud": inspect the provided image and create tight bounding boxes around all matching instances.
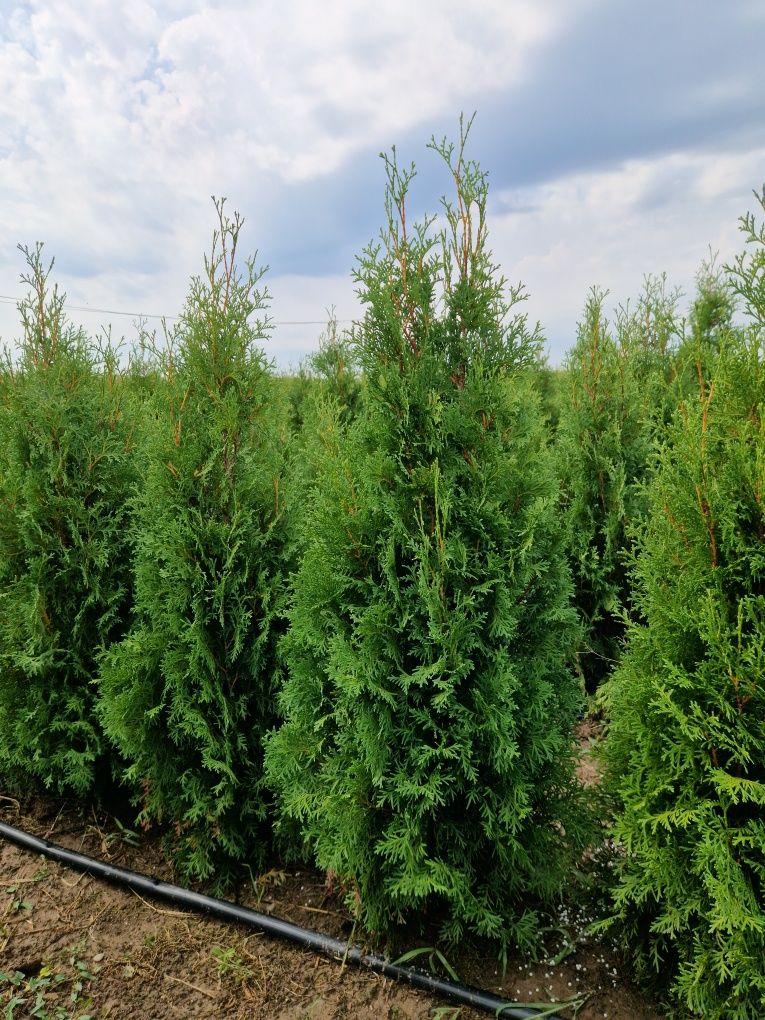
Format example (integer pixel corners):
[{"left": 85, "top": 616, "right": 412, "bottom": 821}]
[
  {"left": 471, "top": 0, "right": 765, "bottom": 190},
  {"left": 231, "top": 0, "right": 765, "bottom": 282}
]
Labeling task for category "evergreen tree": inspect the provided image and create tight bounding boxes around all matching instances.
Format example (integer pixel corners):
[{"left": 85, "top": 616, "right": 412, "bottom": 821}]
[
  {"left": 285, "top": 313, "right": 362, "bottom": 437},
  {"left": 0, "top": 245, "right": 135, "bottom": 796},
  {"left": 557, "top": 289, "right": 650, "bottom": 690},
  {"left": 600, "top": 193, "right": 765, "bottom": 1018},
  {"left": 672, "top": 253, "right": 736, "bottom": 403},
  {"left": 307, "top": 312, "right": 363, "bottom": 425},
  {"left": 615, "top": 273, "right": 682, "bottom": 434},
  {"left": 266, "top": 123, "right": 590, "bottom": 956},
  {"left": 558, "top": 275, "right": 683, "bottom": 692},
  {"left": 97, "top": 202, "right": 287, "bottom": 884},
  {"left": 690, "top": 253, "right": 736, "bottom": 345}
]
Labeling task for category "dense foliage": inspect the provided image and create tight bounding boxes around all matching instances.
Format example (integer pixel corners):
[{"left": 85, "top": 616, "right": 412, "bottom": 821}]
[
  {"left": 601, "top": 194, "right": 765, "bottom": 1018},
  {"left": 265, "top": 127, "right": 590, "bottom": 956},
  {"left": 97, "top": 203, "right": 288, "bottom": 883},
  {"left": 556, "top": 290, "right": 649, "bottom": 689},
  {"left": 557, "top": 275, "right": 684, "bottom": 692},
  {"left": 0, "top": 245, "right": 135, "bottom": 795},
  {"left": 2, "top": 117, "right": 764, "bottom": 1016}
]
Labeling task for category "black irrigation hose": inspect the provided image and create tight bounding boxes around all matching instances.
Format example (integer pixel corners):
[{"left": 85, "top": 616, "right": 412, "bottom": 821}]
[{"left": 0, "top": 820, "right": 564, "bottom": 1020}]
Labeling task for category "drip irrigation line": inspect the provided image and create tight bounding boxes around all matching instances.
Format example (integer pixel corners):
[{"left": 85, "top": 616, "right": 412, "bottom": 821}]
[{"left": 0, "top": 819, "right": 562, "bottom": 1020}]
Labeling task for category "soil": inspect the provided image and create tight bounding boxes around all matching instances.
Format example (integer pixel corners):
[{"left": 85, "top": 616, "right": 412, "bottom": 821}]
[{"left": 1, "top": 726, "right": 665, "bottom": 1020}]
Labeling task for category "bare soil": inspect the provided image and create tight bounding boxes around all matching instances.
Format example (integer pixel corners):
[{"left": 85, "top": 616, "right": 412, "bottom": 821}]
[{"left": 1, "top": 728, "right": 664, "bottom": 1020}]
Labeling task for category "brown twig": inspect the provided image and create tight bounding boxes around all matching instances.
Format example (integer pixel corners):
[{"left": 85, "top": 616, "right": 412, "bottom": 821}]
[
  {"left": 164, "top": 973, "right": 218, "bottom": 999},
  {"left": 130, "top": 889, "right": 189, "bottom": 917},
  {"left": 299, "top": 904, "right": 350, "bottom": 920},
  {"left": 43, "top": 804, "right": 66, "bottom": 840}
]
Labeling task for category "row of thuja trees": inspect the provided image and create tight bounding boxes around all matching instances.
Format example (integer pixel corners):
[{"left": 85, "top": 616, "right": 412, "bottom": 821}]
[{"left": 0, "top": 123, "right": 764, "bottom": 1016}]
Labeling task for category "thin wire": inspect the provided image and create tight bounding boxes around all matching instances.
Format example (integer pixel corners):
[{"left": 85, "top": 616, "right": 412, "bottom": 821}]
[{"left": 0, "top": 293, "right": 354, "bottom": 326}]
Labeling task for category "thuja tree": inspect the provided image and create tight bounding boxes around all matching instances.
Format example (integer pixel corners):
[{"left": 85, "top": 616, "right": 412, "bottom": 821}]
[
  {"left": 98, "top": 202, "right": 287, "bottom": 884},
  {"left": 266, "top": 126, "right": 590, "bottom": 955},
  {"left": 615, "top": 273, "right": 682, "bottom": 437},
  {"left": 600, "top": 194, "right": 765, "bottom": 1018},
  {"left": 558, "top": 276, "right": 685, "bottom": 692},
  {"left": 557, "top": 290, "right": 652, "bottom": 690},
  {"left": 307, "top": 313, "right": 363, "bottom": 425},
  {"left": 672, "top": 254, "right": 736, "bottom": 402},
  {"left": 0, "top": 245, "right": 135, "bottom": 796},
  {"left": 285, "top": 314, "right": 362, "bottom": 438}
]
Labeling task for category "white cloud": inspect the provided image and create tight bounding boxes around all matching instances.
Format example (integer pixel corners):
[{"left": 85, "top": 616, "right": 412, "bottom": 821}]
[
  {"left": 0, "top": 0, "right": 762, "bottom": 372},
  {"left": 149, "top": 0, "right": 564, "bottom": 181},
  {"left": 0, "top": 0, "right": 578, "bottom": 359},
  {"left": 489, "top": 146, "right": 765, "bottom": 362}
]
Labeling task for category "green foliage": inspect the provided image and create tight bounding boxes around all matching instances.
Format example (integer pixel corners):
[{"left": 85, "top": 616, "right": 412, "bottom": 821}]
[
  {"left": 557, "top": 276, "right": 682, "bottom": 691},
  {"left": 0, "top": 244, "right": 135, "bottom": 796},
  {"left": 528, "top": 355, "right": 566, "bottom": 433},
  {"left": 0, "top": 942, "right": 96, "bottom": 1019},
  {"left": 285, "top": 314, "right": 363, "bottom": 437},
  {"left": 556, "top": 289, "right": 652, "bottom": 689},
  {"left": 307, "top": 313, "right": 363, "bottom": 424},
  {"left": 615, "top": 273, "right": 682, "bottom": 431},
  {"left": 266, "top": 121, "right": 590, "bottom": 956},
  {"left": 673, "top": 253, "right": 736, "bottom": 402},
  {"left": 600, "top": 192, "right": 765, "bottom": 1018},
  {"left": 97, "top": 201, "right": 288, "bottom": 884},
  {"left": 690, "top": 253, "right": 736, "bottom": 345}
]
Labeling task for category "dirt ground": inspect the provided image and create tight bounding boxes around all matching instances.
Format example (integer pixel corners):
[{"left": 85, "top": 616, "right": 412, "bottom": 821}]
[{"left": 1, "top": 728, "right": 664, "bottom": 1020}]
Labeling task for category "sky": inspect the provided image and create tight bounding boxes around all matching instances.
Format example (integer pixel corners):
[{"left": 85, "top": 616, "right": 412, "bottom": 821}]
[{"left": 1, "top": 0, "right": 764, "bottom": 369}]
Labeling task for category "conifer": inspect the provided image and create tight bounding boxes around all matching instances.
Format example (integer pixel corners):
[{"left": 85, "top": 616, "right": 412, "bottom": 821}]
[
  {"left": 601, "top": 193, "right": 765, "bottom": 1018},
  {"left": 556, "top": 290, "right": 649, "bottom": 689},
  {"left": 97, "top": 202, "right": 287, "bottom": 883},
  {"left": 0, "top": 245, "right": 135, "bottom": 795},
  {"left": 285, "top": 314, "right": 362, "bottom": 438},
  {"left": 558, "top": 277, "right": 683, "bottom": 691},
  {"left": 672, "top": 253, "right": 736, "bottom": 401},
  {"left": 266, "top": 122, "right": 589, "bottom": 955}
]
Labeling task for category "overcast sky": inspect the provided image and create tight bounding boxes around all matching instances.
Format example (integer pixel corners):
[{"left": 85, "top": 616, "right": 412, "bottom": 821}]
[{"left": 1, "top": 0, "right": 764, "bottom": 368}]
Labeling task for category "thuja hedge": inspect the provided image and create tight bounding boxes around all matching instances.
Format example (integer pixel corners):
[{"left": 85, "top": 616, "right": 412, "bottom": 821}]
[
  {"left": 6, "top": 138, "right": 763, "bottom": 1002},
  {"left": 265, "top": 127, "right": 591, "bottom": 956},
  {"left": 601, "top": 195, "right": 765, "bottom": 1018},
  {"left": 0, "top": 245, "right": 136, "bottom": 796},
  {"left": 97, "top": 203, "right": 289, "bottom": 884}
]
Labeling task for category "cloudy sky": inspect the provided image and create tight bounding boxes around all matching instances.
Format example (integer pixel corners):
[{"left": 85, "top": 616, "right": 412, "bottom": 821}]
[{"left": 1, "top": 0, "right": 763, "bottom": 368}]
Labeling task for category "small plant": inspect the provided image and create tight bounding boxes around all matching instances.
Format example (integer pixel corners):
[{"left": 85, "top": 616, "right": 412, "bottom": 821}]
[
  {"left": 211, "top": 945, "right": 255, "bottom": 985},
  {"left": 84, "top": 815, "right": 140, "bottom": 857},
  {"left": 4, "top": 886, "right": 33, "bottom": 914},
  {"left": 0, "top": 947, "right": 96, "bottom": 1019},
  {"left": 393, "top": 946, "right": 460, "bottom": 982}
]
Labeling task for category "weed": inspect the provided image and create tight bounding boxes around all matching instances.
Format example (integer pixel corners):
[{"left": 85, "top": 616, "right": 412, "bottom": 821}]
[
  {"left": 0, "top": 947, "right": 96, "bottom": 1019},
  {"left": 393, "top": 946, "right": 459, "bottom": 983},
  {"left": 210, "top": 946, "right": 255, "bottom": 985},
  {"left": 3, "top": 887, "right": 32, "bottom": 914}
]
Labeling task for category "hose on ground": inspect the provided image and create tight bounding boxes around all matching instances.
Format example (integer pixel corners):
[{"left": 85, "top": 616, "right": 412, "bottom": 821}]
[{"left": 0, "top": 819, "right": 564, "bottom": 1020}]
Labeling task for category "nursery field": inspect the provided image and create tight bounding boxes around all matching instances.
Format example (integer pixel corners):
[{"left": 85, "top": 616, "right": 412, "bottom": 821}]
[
  {"left": 2, "top": 126, "right": 765, "bottom": 1020},
  {"left": 0, "top": 726, "right": 662, "bottom": 1020}
]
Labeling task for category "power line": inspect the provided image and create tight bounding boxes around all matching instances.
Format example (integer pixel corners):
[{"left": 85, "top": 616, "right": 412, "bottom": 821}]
[{"left": 0, "top": 293, "right": 354, "bottom": 327}]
